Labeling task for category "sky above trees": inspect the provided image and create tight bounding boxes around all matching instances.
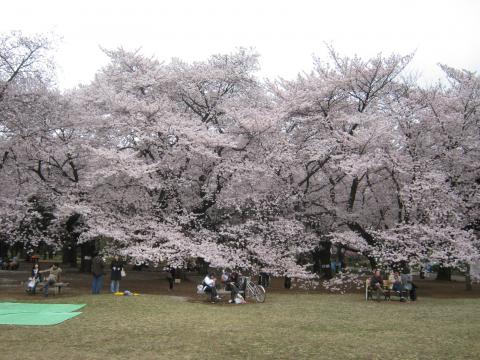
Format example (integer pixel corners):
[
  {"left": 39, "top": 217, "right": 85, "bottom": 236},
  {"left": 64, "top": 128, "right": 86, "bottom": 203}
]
[{"left": 0, "top": 0, "right": 479, "bottom": 89}]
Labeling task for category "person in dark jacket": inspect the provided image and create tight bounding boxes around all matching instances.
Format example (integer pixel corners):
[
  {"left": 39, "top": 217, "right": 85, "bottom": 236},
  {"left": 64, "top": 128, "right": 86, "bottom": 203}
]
[
  {"left": 26, "top": 263, "right": 41, "bottom": 294},
  {"left": 166, "top": 266, "right": 176, "bottom": 290},
  {"left": 110, "top": 255, "right": 123, "bottom": 293},
  {"left": 91, "top": 254, "right": 105, "bottom": 294},
  {"left": 370, "top": 269, "right": 385, "bottom": 300},
  {"left": 226, "top": 272, "right": 242, "bottom": 303}
]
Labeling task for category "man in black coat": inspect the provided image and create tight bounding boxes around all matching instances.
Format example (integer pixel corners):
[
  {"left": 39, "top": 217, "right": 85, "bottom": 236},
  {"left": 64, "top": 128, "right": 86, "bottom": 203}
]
[{"left": 91, "top": 253, "right": 105, "bottom": 294}]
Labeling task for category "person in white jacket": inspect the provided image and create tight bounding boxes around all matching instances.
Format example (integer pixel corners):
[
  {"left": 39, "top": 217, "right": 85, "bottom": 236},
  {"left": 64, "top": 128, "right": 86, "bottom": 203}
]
[{"left": 202, "top": 273, "right": 220, "bottom": 302}]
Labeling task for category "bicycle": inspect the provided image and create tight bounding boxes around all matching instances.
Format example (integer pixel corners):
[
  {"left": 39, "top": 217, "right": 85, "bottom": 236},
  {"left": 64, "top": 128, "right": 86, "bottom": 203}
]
[{"left": 244, "top": 277, "right": 266, "bottom": 303}]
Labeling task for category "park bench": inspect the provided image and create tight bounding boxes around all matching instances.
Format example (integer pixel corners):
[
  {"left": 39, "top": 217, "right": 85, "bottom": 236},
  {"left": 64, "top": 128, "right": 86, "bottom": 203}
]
[
  {"left": 35, "top": 282, "right": 70, "bottom": 295},
  {"left": 218, "top": 287, "right": 246, "bottom": 299},
  {"left": 197, "top": 276, "right": 265, "bottom": 303},
  {"left": 365, "top": 279, "right": 409, "bottom": 301},
  {"left": 197, "top": 285, "right": 245, "bottom": 302}
]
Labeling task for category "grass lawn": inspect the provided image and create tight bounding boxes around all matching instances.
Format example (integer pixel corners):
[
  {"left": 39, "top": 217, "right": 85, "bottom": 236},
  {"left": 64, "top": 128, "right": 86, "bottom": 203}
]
[{"left": 2, "top": 293, "right": 479, "bottom": 359}]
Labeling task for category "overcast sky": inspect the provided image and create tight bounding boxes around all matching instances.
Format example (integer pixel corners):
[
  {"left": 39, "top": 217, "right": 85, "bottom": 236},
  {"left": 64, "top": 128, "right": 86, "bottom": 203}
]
[{"left": 2, "top": 0, "right": 479, "bottom": 89}]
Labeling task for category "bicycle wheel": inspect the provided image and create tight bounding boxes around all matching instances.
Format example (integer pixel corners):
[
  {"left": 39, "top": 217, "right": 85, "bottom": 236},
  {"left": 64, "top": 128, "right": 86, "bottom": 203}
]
[{"left": 253, "top": 284, "right": 266, "bottom": 303}]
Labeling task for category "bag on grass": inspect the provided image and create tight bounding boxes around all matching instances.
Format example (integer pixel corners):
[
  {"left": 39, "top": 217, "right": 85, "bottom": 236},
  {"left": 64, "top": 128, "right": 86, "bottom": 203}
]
[
  {"left": 196, "top": 284, "right": 205, "bottom": 294},
  {"left": 234, "top": 294, "right": 246, "bottom": 304}
]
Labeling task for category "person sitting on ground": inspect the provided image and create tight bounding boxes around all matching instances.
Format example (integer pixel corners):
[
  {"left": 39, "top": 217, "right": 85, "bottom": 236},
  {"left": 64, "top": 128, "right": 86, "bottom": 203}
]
[
  {"left": 202, "top": 272, "right": 220, "bottom": 302},
  {"left": 39, "top": 263, "right": 62, "bottom": 297},
  {"left": 370, "top": 269, "right": 385, "bottom": 300},
  {"left": 26, "top": 263, "right": 41, "bottom": 294}
]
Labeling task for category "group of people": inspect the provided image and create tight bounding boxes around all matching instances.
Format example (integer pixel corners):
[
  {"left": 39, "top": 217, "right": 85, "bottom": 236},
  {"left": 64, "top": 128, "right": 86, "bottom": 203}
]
[
  {"left": 25, "top": 254, "right": 125, "bottom": 296},
  {"left": 370, "top": 269, "right": 417, "bottom": 301},
  {"left": 26, "top": 262, "right": 62, "bottom": 296},
  {"left": 1, "top": 256, "right": 19, "bottom": 270},
  {"left": 90, "top": 254, "right": 125, "bottom": 294},
  {"left": 201, "top": 271, "right": 245, "bottom": 303}
]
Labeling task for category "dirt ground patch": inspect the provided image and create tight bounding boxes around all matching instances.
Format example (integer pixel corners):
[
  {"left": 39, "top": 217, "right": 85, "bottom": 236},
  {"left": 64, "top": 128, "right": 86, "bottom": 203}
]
[{"left": 1, "top": 261, "right": 479, "bottom": 301}]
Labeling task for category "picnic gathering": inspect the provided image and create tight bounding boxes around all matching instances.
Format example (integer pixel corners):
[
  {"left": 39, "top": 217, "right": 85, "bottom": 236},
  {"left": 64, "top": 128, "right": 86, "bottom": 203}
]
[{"left": 18, "top": 254, "right": 265, "bottom": 304}]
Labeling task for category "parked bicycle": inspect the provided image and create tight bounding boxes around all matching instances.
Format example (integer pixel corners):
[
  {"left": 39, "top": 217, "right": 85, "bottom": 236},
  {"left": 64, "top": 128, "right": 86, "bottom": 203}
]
[{"left": 244, "top": 277, "right": 266, "bottom": 303}]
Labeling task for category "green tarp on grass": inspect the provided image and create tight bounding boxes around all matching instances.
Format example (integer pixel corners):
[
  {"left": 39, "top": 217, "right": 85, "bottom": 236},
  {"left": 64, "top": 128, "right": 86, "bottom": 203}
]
[{"left": 0, "top": 302, "right": 85, "bottom": 326}]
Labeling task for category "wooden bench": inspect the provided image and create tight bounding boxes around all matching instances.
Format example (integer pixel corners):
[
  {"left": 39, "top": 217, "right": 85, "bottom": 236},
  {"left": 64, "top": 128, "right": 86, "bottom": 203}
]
[
  {"left": 36, "top": 282, "right": 70, "bottom": 295},
  {"left": 218, "top": 288, "right": 246, "bottom": 297},
  {"left": 198, "top": 286, "right": 246, "bottom": 303}
]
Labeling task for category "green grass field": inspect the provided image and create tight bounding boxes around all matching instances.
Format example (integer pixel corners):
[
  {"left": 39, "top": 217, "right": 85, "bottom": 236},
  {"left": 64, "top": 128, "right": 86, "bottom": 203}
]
[{"left": 2, "top": 294, "right": 479, "bottom": 359}]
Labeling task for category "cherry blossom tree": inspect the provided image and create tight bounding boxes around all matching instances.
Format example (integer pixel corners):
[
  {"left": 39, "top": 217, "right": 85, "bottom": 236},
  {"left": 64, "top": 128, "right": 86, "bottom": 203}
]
[
  {"left": 2, "top": 31, "right": 478, "bottom": 286},
  {"left": 0, "top": 31, "right": 58, "bottom": 257},
  {"left": 0, "top": 32, "right": 90, "bottom": 261},
  {"left": 271, "top": 48, "right": 480, "bottom": 285},
  {"left": 57, "top": 47, "right": 317, "bottom": 277}
]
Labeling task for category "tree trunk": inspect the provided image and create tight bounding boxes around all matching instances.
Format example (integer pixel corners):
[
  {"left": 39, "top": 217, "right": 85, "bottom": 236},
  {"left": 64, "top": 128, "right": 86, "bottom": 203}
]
[
  {"left": 63, "top": 213, "right": 81, "bottom": 267},
  {"left": 346, "top": 222, "right": 377, "bottom": 269},
  {"left": 436, "top": 266, "right": 452, "bottom": 281},
  {"left": 80, "top": 241, "right": 95, "bottom": 273},
  {"left": 337, "top": 245, "right": 346, "bottom": 271},
  {"left": 465, "top": 263, "right": 472, "bottom": 291},
  {"left": 312, "top": 241, "right": 332, "bottom": 279},
  {"left": 0, "top": 240, "right": 9, "bottom": 259},
  {"left": 62, "top": 241, "right": 77, "bottom": 267}
]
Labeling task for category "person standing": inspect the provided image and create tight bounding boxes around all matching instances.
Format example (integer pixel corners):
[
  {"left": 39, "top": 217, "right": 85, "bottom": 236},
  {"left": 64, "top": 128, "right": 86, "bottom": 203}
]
[
  {"left": 91, "top": 253, "right": 105, "bottom": 294},
  {"left": 110, "top": 255, "right": 123, "bottom": 293},
  {"left": 166, "top": 266, "right": 176, "bottom": 291}
]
